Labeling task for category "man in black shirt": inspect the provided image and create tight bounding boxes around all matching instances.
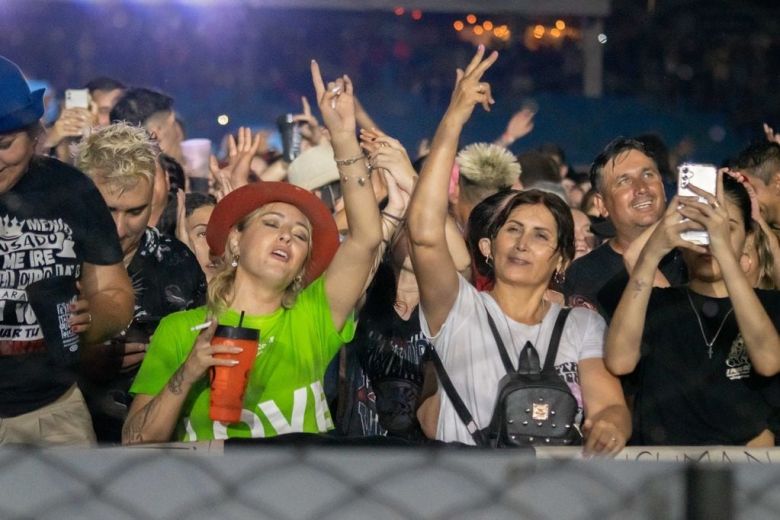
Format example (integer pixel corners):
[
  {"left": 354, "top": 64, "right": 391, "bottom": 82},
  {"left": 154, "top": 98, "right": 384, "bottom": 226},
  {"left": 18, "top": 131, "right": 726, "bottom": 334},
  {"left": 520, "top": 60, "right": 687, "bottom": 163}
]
[
  {"left": 0, "top": 55, "right": 134, "bottom": 445},
  {"left": 563, "top": 138, "right": 687, "bottom": 317},
  {"left": 75, "top": 123, "right": 206, "bottom": 443}
]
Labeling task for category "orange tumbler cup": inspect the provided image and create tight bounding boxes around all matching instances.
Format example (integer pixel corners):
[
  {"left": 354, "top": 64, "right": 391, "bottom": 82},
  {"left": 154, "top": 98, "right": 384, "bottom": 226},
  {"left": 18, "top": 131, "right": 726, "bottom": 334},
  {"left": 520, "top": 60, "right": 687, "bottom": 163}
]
[{"left": 209, "top": 324, "right": 259, "bottom": 423}]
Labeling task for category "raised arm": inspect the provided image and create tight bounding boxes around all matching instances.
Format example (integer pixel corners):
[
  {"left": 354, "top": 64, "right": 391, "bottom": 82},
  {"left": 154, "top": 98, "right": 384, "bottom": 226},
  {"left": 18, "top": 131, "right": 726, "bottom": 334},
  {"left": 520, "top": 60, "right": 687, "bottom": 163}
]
[
  {"left": 407, "top": 45, "right": 497, "bottom": 335},
  {"left": 311, "top": 61, "right": 383, "bottom": 331},
  {"left": 605, "top": 198, "right": 704, "bottom": 375}
]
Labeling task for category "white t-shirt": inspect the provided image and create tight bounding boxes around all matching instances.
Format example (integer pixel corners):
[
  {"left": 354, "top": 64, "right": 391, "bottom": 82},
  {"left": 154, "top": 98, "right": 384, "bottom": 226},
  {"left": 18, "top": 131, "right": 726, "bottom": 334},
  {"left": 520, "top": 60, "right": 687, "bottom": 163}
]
[{"left": 420, "top": 275, "right": 606, "bottom": 445}]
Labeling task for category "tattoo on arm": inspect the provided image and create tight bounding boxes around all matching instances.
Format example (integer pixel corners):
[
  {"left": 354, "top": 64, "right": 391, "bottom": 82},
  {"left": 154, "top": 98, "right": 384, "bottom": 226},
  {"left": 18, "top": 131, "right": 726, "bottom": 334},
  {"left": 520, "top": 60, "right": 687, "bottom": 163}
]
[
  {"left": 122, "top": 366, "right": 189, "bottom": 444},
  {"left": 630, "top": 278, "right": 648, "bottom": 298},
  {"left": 122, "top": 397, "right": 160, "bottom": 444},
  {"left": 168, "top": 366, "right": 187, "bottom": 395}
]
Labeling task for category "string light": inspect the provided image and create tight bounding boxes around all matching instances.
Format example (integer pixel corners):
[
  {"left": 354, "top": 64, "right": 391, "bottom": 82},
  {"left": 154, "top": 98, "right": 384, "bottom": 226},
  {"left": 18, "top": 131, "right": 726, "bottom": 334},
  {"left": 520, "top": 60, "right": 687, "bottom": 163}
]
[
  {"left": 555, "top": 20, "right": 566, "bottom": 30},
  {"left": 453, "top": 20, "right": 464, "bottom": 31},
  {"left": 393, "top": 6, "right": 404, "bottom": 16},
  {"left": 483, "top": 20, "right": 493, "bottom": 31},
  {"left": 466, "top": 14, "right": 477, "bottom": 24},
  {"left": 411, "top": 9, "right": 422, "bottom": 20}
]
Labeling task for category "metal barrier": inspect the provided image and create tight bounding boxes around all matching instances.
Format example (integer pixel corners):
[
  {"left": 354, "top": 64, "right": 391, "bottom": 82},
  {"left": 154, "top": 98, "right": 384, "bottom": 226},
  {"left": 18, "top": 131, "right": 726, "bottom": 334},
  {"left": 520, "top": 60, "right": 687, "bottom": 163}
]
[{"left": 1, "top": 442, "right": 780, "bottom": 519}]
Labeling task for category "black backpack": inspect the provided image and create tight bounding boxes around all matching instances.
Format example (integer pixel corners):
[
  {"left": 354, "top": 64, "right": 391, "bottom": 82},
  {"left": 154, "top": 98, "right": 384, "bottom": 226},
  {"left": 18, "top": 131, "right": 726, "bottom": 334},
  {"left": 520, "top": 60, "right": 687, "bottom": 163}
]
[{"left": 431, "top": 307, "right": 582, "bottom": 447}]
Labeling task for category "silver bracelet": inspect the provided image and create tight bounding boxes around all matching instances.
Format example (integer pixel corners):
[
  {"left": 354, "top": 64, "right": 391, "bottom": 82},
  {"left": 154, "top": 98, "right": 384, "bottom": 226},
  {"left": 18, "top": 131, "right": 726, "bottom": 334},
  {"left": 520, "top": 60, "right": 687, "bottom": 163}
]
[
  {"left": 334, "top": 153, "right": 365, "bottom": 166},
  {"left": 339, "top": 167, "right": 372, "bottom": 187}
]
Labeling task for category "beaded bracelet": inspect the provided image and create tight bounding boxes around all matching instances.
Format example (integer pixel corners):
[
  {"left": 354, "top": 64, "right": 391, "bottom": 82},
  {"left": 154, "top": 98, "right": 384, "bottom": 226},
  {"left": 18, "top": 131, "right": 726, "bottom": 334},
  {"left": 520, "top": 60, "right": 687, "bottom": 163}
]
[{"left": 339, "top": 167, "right": 372, "bottom": 187}]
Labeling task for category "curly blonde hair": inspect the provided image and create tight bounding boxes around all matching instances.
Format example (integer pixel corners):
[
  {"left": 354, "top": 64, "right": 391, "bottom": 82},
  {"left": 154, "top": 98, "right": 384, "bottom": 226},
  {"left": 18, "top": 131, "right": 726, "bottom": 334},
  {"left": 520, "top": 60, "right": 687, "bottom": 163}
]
[
  {"left": 207, "top": 207, "right": 312, "bottom": 316},
  {"left": 75, "top": 122, "right": 158, "bottom": 192}
]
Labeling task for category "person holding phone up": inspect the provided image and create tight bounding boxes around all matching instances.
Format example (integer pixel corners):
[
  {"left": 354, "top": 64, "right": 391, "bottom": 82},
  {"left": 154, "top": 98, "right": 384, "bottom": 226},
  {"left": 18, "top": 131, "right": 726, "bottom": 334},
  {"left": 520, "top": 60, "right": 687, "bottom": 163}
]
[{"left": 604, "top": 172, "right": 780, "bottom": 446}]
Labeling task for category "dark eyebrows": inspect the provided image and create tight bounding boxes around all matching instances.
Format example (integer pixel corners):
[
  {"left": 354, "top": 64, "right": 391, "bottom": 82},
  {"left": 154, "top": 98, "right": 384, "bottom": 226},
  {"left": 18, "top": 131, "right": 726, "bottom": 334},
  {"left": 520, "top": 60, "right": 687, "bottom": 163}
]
[{"left": 506, "top": 219, "right": 553, "bottom": 233}]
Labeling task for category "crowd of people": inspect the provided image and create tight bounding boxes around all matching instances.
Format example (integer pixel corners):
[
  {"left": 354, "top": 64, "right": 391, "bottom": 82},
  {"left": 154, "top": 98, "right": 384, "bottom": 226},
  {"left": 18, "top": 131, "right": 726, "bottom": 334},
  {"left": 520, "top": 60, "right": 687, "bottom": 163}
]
[{"left": 2, "top": 46, "right": 780, "bottom": 454}]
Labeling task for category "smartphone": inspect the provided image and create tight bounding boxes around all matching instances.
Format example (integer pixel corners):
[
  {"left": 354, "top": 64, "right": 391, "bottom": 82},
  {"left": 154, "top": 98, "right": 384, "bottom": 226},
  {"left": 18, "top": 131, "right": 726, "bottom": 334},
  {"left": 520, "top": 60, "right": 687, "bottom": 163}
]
[
  {"left": 65, "top": 89, "right": 90, "bottom": 110},
  {"left": 677, "top": 163, "right": 717, "bottom": 245}
]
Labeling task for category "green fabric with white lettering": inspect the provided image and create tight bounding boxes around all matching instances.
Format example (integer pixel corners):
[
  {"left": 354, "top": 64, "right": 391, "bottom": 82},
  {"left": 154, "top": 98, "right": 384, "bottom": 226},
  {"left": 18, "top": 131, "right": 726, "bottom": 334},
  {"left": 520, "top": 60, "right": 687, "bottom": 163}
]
[{"left": 129, "top": 276, "right": 355, "bottom": 441}]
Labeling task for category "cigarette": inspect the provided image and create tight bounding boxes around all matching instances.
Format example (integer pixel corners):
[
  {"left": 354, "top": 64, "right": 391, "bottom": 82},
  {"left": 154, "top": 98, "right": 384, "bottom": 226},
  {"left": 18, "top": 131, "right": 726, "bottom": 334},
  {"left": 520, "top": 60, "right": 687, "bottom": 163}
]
[{"left": 190, "top": 321, "right": 212, "bottom": 332}]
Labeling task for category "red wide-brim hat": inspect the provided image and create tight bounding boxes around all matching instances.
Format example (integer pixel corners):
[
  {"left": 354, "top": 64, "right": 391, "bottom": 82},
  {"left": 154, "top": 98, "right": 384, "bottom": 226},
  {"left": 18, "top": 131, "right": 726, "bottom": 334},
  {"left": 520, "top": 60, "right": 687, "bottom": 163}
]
[{"left": 207, "top": 182, "right": 339, "bottom": 287}]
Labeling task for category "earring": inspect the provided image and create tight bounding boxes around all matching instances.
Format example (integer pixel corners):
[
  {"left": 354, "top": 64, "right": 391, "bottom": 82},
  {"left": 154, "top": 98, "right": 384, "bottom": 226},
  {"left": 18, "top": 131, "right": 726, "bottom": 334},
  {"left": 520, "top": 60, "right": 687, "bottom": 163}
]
[
  {"left": 291, "top": 274, "right": 304, "bottom": 293},
  {"left": 485, "top": 254, "right": 493, "bottom": 267},
  {"left": 231, "top": 255, "right": 239, "bottom": 268},
  {"left": 553, "top": 269, "right": 566, "bottom": 285}
]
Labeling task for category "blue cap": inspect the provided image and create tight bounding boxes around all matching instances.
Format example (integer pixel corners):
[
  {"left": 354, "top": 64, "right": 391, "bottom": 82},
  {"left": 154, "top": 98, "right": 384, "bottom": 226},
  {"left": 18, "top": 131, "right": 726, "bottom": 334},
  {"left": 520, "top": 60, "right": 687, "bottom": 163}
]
[{"left": 0, "top": 55, "right": 45, "bottom": 133}]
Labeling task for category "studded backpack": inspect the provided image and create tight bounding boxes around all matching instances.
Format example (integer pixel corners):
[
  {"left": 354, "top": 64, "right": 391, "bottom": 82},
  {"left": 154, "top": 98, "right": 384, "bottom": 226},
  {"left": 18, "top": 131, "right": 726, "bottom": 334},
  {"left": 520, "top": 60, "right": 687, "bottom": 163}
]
[{"left": 431, "top": 307, "right": 582, "bottom": 447}]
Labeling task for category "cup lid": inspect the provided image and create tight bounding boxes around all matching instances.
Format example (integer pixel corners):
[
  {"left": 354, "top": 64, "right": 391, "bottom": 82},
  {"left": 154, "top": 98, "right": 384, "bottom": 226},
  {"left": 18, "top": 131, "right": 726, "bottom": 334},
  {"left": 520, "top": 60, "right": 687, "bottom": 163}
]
[{"left": 214, "top": 324, "right": 259, "bottom": 341}]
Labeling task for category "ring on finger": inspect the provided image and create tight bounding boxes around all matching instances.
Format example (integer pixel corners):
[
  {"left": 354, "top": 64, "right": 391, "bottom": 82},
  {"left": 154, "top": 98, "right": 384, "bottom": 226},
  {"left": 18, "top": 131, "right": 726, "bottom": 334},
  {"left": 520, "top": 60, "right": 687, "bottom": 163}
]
[
  {"left": 710, "top": 200, "right": 720, "bottom": 209},
  {"left": 86, "top": 313, "right": 93, "bottom": 325}
]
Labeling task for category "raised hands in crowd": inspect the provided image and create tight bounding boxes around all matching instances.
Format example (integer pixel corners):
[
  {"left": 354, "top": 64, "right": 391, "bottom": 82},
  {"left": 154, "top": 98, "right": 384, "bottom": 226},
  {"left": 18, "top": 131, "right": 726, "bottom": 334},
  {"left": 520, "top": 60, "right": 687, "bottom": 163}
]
[
  {"left": 5, "top": 44, "right": 780, "bottom": 453},
  {"left": 495, "top": 107, "right": 535, "bottom": 148}
]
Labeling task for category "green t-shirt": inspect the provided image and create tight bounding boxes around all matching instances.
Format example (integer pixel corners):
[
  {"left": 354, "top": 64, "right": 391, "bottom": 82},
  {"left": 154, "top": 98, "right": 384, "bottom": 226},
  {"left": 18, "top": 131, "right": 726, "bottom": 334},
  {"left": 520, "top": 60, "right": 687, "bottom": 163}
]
[{"left": 129, "top": 277, "right": 355, "bottom": 441}]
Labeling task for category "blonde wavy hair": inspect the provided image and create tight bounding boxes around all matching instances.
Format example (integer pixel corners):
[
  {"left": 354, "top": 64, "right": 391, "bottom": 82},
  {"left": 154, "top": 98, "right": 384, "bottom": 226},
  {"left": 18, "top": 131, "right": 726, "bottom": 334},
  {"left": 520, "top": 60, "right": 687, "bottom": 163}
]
[
  {"left": 207, "top": 206, "right": 313, "bottom": 316},
  {"left": 75, "top": 122, "right": 158, "bottom": 192}
]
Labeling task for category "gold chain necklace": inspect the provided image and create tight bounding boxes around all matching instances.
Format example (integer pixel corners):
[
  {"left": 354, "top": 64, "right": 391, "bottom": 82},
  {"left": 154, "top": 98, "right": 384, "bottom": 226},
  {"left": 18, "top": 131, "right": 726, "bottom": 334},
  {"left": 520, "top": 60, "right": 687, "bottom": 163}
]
[{"left": 686, "top": 289, "right": 734, "bottom": 359}]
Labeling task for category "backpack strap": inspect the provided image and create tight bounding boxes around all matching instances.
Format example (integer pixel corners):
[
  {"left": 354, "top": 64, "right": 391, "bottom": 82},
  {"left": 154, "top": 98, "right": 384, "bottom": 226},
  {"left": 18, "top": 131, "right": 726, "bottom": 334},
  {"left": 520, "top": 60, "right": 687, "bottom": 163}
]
[
  {"left": 429, "top": 345, "right": 489, "bottom": 446},
  {"left": 484, "top": 308, "right": 516, "bottom": 374},
  {"left": 542, "top": 307, "right": 571, "bottom": 371}
]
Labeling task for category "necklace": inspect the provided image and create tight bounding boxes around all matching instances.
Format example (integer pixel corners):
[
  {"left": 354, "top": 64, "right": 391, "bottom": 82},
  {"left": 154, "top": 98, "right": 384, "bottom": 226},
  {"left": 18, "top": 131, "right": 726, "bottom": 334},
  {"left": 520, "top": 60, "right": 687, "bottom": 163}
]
[
  {"left": 686, "top": 289, "right": 734, "bottom": 359},
  {"left": 499, "top": 298, "right": 549, "bottom": 364}
]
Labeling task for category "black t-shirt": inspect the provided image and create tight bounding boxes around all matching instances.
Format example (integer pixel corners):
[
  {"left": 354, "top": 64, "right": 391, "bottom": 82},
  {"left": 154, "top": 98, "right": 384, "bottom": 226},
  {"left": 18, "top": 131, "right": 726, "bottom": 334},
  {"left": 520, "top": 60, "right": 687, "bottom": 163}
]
[
  {"left": 563, "top": 242, "right": 688, "bottom": 319},
  {"left": 81, "top": 227, "right": 206, "bottom": 442},
  {"left": 334, "top": 265, "right": 429, "bottom": 440},
  {"left": 604, "top": 285, "right": 780, "bottom": 445},
  {"left": 0, "top": 156, "right": 122, "bottom": 417}
]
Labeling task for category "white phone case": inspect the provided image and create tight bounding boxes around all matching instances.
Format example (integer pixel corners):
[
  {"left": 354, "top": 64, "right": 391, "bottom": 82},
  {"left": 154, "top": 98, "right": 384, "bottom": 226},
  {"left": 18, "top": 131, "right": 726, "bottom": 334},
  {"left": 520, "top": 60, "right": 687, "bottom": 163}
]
[{"left": 677, "top": 163, "right": 717, "bottom": 245}]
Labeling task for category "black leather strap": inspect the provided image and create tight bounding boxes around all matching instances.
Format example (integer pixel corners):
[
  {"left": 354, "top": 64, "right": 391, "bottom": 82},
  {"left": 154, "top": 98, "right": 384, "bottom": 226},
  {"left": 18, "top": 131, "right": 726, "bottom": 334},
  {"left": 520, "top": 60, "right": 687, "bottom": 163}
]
[
  {"left": 542, "top": 308, "right": 571, "bottom": 371},
  {"left": 485, "top": 310, "right": 516, "bottom": 373},
  {"left": 429, "top": 345, "right": 488, "bottom": 446}
]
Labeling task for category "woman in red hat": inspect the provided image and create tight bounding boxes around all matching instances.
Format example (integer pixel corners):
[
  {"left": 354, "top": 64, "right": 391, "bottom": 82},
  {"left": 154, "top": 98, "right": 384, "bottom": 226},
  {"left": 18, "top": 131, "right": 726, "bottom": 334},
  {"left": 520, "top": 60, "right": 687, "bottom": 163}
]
[{"left": 123, "top": 62, "right": 383, "bottom": 443}]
